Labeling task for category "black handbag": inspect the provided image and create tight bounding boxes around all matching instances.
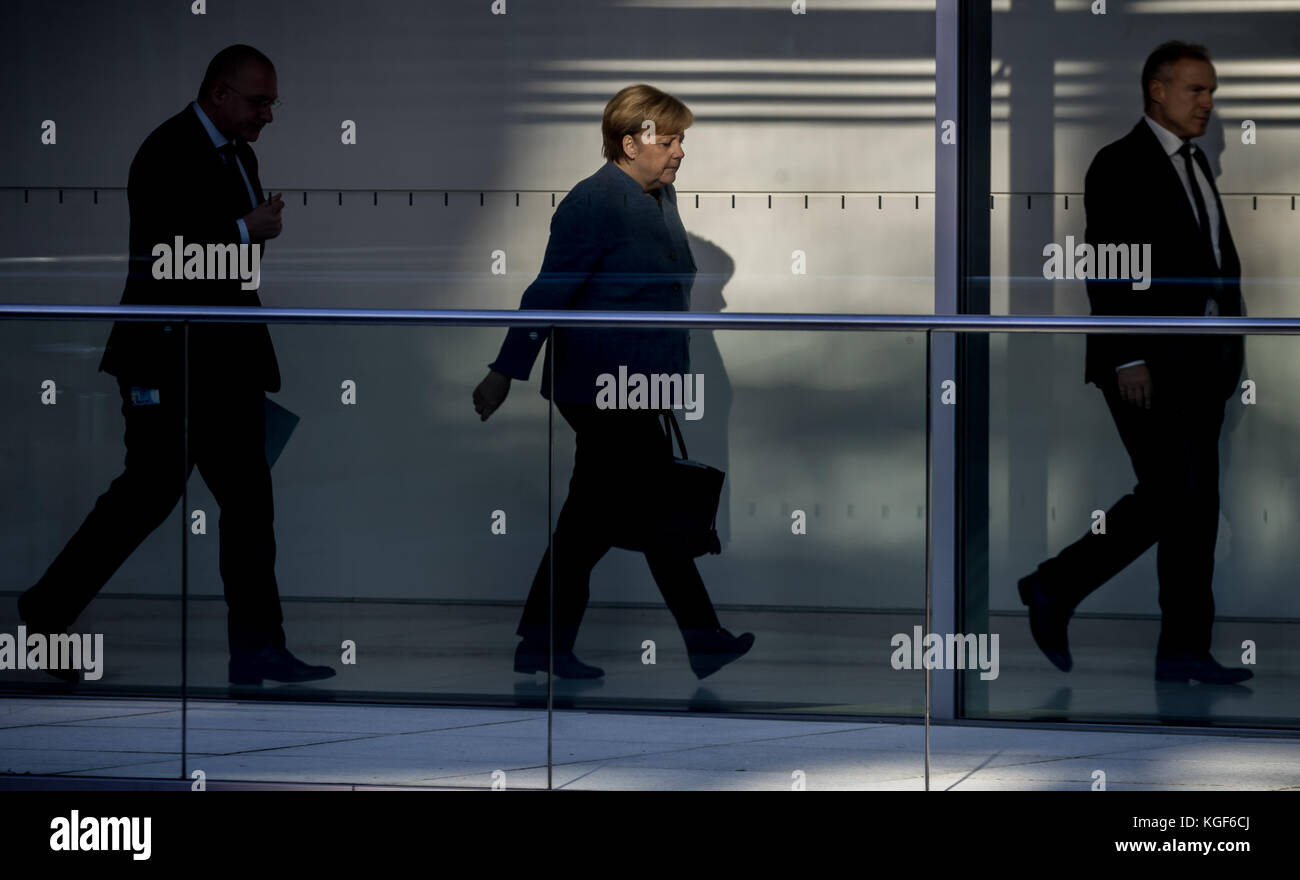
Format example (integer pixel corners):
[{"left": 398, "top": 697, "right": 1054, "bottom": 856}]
[{"left": 611, "top": 410, "right": 724, "bottom": 558}]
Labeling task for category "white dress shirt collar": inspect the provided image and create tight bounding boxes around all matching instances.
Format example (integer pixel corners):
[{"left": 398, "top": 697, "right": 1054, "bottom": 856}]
[
  {"left": 1143, "top": 113, "right": 1192, "bottom": 158},
  {"left": 191, "top": 100, "right": 233, "bottom": 150}
]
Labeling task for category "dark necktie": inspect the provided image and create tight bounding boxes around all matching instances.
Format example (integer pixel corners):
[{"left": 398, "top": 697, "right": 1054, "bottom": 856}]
[
  {"left": 1178, "top": 141, "right": 1239, "bottom": 317},
  {"left": 217, "top": 142, "right": 253, "bottom": 216},
  {"left": 1177, "top": 142, "right": 1216, "bottom": 265}
]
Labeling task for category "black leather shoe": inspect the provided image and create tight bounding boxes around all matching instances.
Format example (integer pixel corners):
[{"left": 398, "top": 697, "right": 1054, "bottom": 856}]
[
  {"left": 1018, "top": 572, "right": 1073, "bottom": 672},
  {"left": 513, "top": 643, "right": 604, "bottom": 679},
  {"left": 1155, "top": 653, "right": 1253, "bottom": 685},
  {"left": 228, "top": 647, "right": 336, "bottom": 685},
  {"left": 16, "top": 600, "right": 81, "bottom": 685},
  {"left": 685, "top": 628, "right": 755, "bottom": 680}
]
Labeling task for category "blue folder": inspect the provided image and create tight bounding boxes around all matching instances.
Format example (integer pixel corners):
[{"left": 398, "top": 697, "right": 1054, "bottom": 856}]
[{"left": 264, "top": 399, "right": 299, "bottom": 467}]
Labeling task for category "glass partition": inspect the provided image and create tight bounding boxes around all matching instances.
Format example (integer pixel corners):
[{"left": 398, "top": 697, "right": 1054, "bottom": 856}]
[
  {"left": 6, "top": 0, "right": 1300, "bottom": 794},
  {"left": 977, "top": 1, "right": 1300, "bottom": 734},
  {"left": 179, "top": 321, "right": 553, "bottom": 788},
  {"left": 975, "top": 327, "right": 1300, "bottom": 729},
  {"left": 0, "top": 315, "right": 184, "bottom": 778},
  {"left": 549, "top": 327, "right": 930, "bottom": 789}
]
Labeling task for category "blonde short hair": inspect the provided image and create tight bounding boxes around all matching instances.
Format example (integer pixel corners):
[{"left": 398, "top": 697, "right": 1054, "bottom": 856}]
[{"left": 601, "top": 84, "right": 694, "bottom": 163}]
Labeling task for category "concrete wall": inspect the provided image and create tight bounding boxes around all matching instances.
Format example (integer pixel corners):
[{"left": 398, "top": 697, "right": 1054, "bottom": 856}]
[{"left": 2, "top": 1, "right": 1297, "bottom": 621}]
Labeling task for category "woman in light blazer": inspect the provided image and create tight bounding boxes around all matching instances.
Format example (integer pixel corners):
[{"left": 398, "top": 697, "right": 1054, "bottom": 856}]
[{"left": 474, "top": 84, "right": 753, "bottom": 680}]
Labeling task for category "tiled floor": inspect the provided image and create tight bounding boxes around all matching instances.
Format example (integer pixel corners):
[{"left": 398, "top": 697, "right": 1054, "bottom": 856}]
[
  {"left": 2, "top": 598, "right": 1296, "bottom": 726},
  {"left": 1, "top": 696, "right": 1297, "bottom": 790}
]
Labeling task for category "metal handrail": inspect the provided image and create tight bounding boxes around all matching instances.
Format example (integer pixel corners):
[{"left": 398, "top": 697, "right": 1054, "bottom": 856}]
[{"left": 0, "top": 303, "right": 1295, "bottom": 334}]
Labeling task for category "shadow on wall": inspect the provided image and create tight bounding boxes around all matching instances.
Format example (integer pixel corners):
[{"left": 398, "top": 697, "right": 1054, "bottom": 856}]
[{"left": 686, "top": 233, "right": 733, "bottom": 548}]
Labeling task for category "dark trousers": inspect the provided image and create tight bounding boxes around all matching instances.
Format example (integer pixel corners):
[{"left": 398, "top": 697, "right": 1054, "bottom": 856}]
[
  {"left": 517, "top": 402, "right": 721, "bottom": 654},
  {"left": 1034, "top": 379, "right": 1227, "bottom": 657},
  {"left": 20, "top": 377, "right": 285, "bottom": 659}
]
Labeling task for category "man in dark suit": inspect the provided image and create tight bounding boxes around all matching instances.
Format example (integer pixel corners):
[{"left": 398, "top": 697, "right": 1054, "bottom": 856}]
[
  {"left": 1019, "top": 41, "right": 1251, "bottom": 686},
  {"left": 18, "top": 45, "right": 334, "bottom": 686}
]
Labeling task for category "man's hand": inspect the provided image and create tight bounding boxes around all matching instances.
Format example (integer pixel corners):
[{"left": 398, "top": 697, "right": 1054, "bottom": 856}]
[
  {"left": 473, "top": 370, "right": 512, "bottom": 421},
  {"left": 1116, "top": 363, "right": 1153, "bottom": 409},
  {"left": 243, "top": 193, "right": 284, "bottom": 241}
]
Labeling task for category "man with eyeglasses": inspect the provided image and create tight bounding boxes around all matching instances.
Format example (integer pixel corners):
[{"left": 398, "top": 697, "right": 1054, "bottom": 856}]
[{"left": 19, "top": 44, "right": 335, "bottom": 687}]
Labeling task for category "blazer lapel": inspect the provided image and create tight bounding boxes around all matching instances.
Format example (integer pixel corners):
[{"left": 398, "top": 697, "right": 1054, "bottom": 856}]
[
  {"left": 183, "top": 104, "right": 229, "bottom": 188},
  {"left": 183, "top": 105, "right": 260, "bottom": 215},
  {"left": 1131, "top": 119, "right": 1204, "bottom": 244},
  {"left": 236, "top": 141, "right": 264, "bottom": 204}
]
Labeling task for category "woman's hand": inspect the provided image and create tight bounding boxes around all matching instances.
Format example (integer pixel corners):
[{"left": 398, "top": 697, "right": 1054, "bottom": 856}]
[{"left": 473, "top": 370, "right": 512, "bottom": 421}]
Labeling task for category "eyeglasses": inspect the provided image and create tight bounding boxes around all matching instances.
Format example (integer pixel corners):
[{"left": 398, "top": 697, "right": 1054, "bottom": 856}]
[{"left": 221, "top": 82, "right": 281, "bottom": 110}]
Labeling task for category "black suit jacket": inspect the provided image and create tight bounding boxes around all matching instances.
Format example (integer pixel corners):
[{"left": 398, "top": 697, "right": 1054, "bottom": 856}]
[
  {"left": 99, "top": 104, "right": 280, "bottom": 392},
  {"left": 1083, "top": 118, "right": 1243, "bottom": 395}
]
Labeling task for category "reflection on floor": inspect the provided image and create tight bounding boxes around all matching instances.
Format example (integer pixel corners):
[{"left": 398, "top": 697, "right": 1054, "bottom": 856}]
[
  {"left": 0, "top": 597, "right": 1296, "bottom": 725},
  {"left": 1, "top": 697, "right": 1298, "bottom": 790}
]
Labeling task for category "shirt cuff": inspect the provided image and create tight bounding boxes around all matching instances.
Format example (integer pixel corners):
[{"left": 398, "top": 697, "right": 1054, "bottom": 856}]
[{"left": 1115, "top": 360, "right": 1146, "bottom": 372}]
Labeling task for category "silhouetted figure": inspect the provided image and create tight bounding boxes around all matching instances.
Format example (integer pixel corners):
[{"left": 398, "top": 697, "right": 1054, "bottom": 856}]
[
  {"left": 685, "top": 234, "right": 735, "bottom": 549},
  {"left": 473, "top": 85, "right": 753, "bottom": 680},
  {"left": 18, "top": 45, "right": 333, "bottom": 687},
  {"left": 1019, "top": 42, "right": 1250, "bottom": 686}
]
